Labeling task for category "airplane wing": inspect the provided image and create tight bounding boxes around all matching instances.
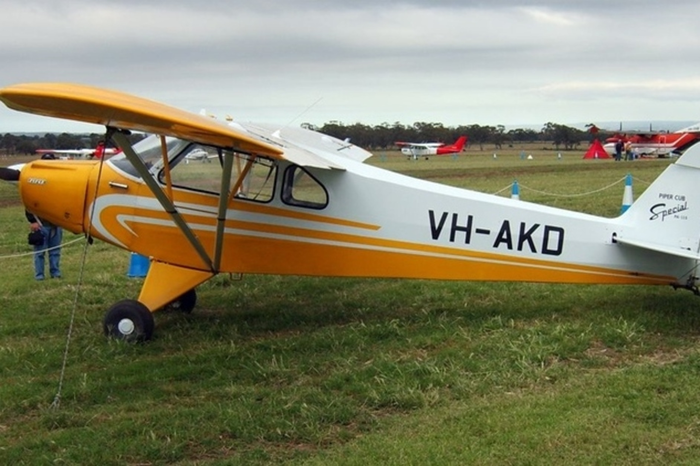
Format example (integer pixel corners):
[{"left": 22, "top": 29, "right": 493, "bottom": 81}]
[
  {"left": 396, "top": 141, "right": 443, "bottom": 148},
  {"left": 677, "top": 123, "right": 700, "bottom": 133},
  {"left": 231, "top": 122, "right": 372, "bottom": 165},
  {"left": 36, "top": 149, "right": 93, "bottom": 156},
  {"left": 0, "top": 82, "right": 284, "bottom": 158},
  {"left": 34, "top": 149, "right": 89, "bottom": 155},
  {"left": 0, "top": 83, "right": 365, "bottom": 170}
]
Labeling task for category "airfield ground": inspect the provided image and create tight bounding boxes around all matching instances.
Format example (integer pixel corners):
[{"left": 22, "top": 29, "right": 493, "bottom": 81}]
[{"left": 2, "top": 146, "right": 699, "bottom": 465}]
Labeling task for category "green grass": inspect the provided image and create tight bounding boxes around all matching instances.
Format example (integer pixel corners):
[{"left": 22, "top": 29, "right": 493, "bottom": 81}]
[{"left": 3, "top": 150, "right": 700, "bottom": 464}]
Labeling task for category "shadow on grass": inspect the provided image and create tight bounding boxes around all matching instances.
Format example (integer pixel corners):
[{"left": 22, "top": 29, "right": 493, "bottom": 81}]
[{"left": 152, "top": 276, "right": 700, "bottom": 346}]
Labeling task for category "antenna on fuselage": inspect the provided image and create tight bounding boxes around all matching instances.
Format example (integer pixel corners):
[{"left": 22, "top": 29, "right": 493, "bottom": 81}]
[{"left": 283, "top": 96, "right": 324, "bottom": 129}]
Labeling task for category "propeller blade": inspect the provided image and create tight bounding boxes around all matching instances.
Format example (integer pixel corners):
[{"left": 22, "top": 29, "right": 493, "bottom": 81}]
[{"left": 0, "top": 167, "right": 20, "bottom": 181}]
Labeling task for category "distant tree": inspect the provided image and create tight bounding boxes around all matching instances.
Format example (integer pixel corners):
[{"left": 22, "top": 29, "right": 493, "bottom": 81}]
[
  {"left": 490, "top": 125, "right": 507, "bottom": 149},
  {"left": 507, "top": 128, "right": 538, "bottom": 143},
  {"left": 412, "top": 122, "right": 450, "bottom": 143},
  {"left": 466, "top": 124, "right": 490, "bottom": 151},
  {"left": 15, "top": 138, "right": 36, "bottom": 154},
  {"left": 55, "top": 132, "right": 85, "bottom": 149},
  {"left": 541, "top": 122, "right": 586, "bottom": 150}
]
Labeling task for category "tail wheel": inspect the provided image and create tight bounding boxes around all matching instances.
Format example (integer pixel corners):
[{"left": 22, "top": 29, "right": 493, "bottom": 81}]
[
  {"left": 167, "top": 289, "right": 197, "bottom": 313},
  {"left": 103, "top": 299, "right": 155, "bottom": 342}
]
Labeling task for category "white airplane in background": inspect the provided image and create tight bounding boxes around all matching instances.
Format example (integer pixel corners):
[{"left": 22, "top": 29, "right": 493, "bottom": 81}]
[
  {"left": 36, "top": 143, "right": 119, "bottom": 160},
  {"left": 184, "top": 148, "right": 216, "bottom": 163},
  {"left": 397, "top": 136, "right": 467, "bottom": 160}
]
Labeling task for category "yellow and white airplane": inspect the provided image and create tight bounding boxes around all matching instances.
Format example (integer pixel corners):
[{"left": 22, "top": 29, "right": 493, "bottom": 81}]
[{"left": 1, "top": 82, "right": 699, "bottom": 342}]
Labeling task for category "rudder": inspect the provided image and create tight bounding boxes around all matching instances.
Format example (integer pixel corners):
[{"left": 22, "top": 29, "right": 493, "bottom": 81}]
[{"left": 619, "top": 144, "right": 700, "bottom": 255}]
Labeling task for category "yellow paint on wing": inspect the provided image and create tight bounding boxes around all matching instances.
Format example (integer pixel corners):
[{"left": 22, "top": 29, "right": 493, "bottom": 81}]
[{"left": 0, "top": 82, "right": 283, "bottom": 157}]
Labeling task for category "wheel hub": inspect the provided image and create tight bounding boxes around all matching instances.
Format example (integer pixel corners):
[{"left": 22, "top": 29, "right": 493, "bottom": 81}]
[{"left": 117, "top": 318, "right": 135, "bottom": 335}]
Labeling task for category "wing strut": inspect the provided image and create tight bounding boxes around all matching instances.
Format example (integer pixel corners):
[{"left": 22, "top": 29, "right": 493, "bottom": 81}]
[
  {"left": 111, "top": 130, "right": 215, "bottom": 272},
  {"left": 212, "top": 152, "right": 258, "bottom": 270},
  {"left": 213, "top": 149, "right": 235, "bottom": 271}
]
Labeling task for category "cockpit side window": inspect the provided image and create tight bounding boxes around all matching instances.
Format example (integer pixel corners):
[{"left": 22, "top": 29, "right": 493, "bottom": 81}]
[
  {"left": 161, "top": 144, "right": 277, "bottom": 201},
  {"left": 281, "top": 166, "right": 328, "bottom": 209},
  {"left": 233, "top": 154, "right": 276, "bottom": 202},
  {"left": 162, "top": 144, "right": 223, "bottom": 193}
]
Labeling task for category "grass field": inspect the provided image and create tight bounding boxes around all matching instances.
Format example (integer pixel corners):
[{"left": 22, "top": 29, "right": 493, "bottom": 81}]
[{"left": 3, "top": 147, "right": 700, "bottom": 465}]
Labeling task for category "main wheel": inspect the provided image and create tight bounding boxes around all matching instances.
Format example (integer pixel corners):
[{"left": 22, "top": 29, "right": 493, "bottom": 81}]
[
  {"left": 167, "top": 289, "right": 197, "bottom": 313},
  {"left": 103, "top": 299, "right": 155, "bottom": 342}
]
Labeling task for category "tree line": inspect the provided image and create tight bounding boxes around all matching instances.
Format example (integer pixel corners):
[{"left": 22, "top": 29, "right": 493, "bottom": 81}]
[
  {"left": 0, "top": 132, "right": 144, "bottom": 156},
  {"left": 0, "top": 122, "right": 611, "bottom": 156},
  {"left": 306, "top": 121, "right": 606, "bottom": 151}
]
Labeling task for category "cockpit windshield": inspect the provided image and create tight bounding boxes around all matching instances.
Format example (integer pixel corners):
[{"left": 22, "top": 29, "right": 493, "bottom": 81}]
[{"left": 109, "top": 135, "right": 190, "bottom": 178}]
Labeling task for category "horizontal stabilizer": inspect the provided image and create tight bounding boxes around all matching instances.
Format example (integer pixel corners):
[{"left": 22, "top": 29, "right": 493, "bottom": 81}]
[{"left": 615, "top": 235, "right": 700, "bottom": 261}]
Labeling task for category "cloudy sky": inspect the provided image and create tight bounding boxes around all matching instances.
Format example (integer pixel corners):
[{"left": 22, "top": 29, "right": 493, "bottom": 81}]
[{"left": 1, "top": 0, "right": 700, "bottom": 133}]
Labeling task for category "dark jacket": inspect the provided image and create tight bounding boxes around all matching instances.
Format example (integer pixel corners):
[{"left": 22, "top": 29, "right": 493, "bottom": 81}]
[{"left": 26, "top": 211, "right": 54, "bottom": 227}]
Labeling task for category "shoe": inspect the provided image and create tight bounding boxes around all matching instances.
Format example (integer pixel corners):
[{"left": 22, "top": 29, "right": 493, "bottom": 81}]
[{"left": 35, "top": 276, "right": 44, "bottom": 281}]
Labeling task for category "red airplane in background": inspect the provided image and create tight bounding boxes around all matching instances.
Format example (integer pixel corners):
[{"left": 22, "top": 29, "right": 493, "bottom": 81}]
[
  {"left": 35, "top": 141, "right": 120, "bottom": 160},
  {"left": 603, "top": 123, "right": 700, "bottom": 158},
  {"left": 397, "top": 136, "right": 467, "bottom": 159}
]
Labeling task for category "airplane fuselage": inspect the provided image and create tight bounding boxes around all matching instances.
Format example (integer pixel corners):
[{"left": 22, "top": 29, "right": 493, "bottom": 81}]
[
  {"left": 19, "top": 154, "right": 695, "bottom": 295},
  {"left": 401, "top": 146, "right": 438, "bottom": 157},
  {"left": 604, "top": 132, "right": 698, "bottom": 156}
]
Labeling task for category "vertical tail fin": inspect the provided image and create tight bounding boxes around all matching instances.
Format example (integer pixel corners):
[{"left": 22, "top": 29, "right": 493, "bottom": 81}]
[
  {"left": 619, "top": 145, "right": 700, "bottom": 254},
  {"left": 453, "top": 136, "right": 467, "bottom": 151}
]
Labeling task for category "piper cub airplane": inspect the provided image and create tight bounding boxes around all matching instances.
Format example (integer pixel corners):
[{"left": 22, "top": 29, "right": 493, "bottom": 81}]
[
  {"left": 396, "top": 136, "right": 467, "bottom": 160},
  {"left": 2, "top": 83, "right": 700, "bottom": 343}
]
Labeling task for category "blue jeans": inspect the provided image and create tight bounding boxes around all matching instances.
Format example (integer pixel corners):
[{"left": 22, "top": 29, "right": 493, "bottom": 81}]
[{"left": 33, "top": 226, "right": 62, "bottom": 279}]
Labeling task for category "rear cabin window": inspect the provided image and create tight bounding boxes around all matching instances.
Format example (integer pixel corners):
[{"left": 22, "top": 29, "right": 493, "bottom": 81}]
[
  {"left": 281, "top": 166, "right": 328, "bottom": 209},
  {"left": 233, "top": 154, "right": 276, "bottom": 202}
]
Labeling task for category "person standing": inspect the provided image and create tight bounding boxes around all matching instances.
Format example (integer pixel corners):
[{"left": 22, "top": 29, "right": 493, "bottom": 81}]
[
  {"left": 27, "top": 153, "right": 62, "bottom": 280},
  {"left": 624, "top": 140, "right": 633, "bottom": 161},
  {"left": 614, "top": 139, "right": 624, "bottom": 161},
  {"left": 27, "top": 210, "right": 62, "bottom": 280}
]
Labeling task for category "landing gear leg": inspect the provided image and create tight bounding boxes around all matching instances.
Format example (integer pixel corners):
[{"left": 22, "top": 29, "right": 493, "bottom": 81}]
[{"left": 103, "top": 299, "right": 155, "bottom": 342}]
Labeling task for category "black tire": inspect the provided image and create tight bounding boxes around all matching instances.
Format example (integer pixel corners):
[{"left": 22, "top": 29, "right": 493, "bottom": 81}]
[
  {"left": 168, "top": 289, "right": 197, "bottom": 313},
  {"left": 103, "top": 299, "right": 155, "bottom": 342}
]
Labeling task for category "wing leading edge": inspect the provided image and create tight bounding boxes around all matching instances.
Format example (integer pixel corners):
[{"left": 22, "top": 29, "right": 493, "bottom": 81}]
[{"left": 0, "top": 82, "right": 283, "bottom": 157}]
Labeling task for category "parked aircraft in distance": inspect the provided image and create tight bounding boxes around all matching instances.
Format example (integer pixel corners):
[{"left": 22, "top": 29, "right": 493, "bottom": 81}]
[
  {"left": 184, "top": 148, "right": 216, "bottom": 163},
  {"left": 396, "top": 136, "right": 467, "bottom": 159},
  {"left": 36, "top": 141, "right": 120, "bottom": 160},
  {"left": 603, "top": 123, "right": 700, "bottom": 157}
]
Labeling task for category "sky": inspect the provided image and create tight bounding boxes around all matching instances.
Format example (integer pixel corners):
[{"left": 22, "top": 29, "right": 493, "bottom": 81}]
[{"left": 2, "top": 0, "right": 700, "bottom": 134}]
